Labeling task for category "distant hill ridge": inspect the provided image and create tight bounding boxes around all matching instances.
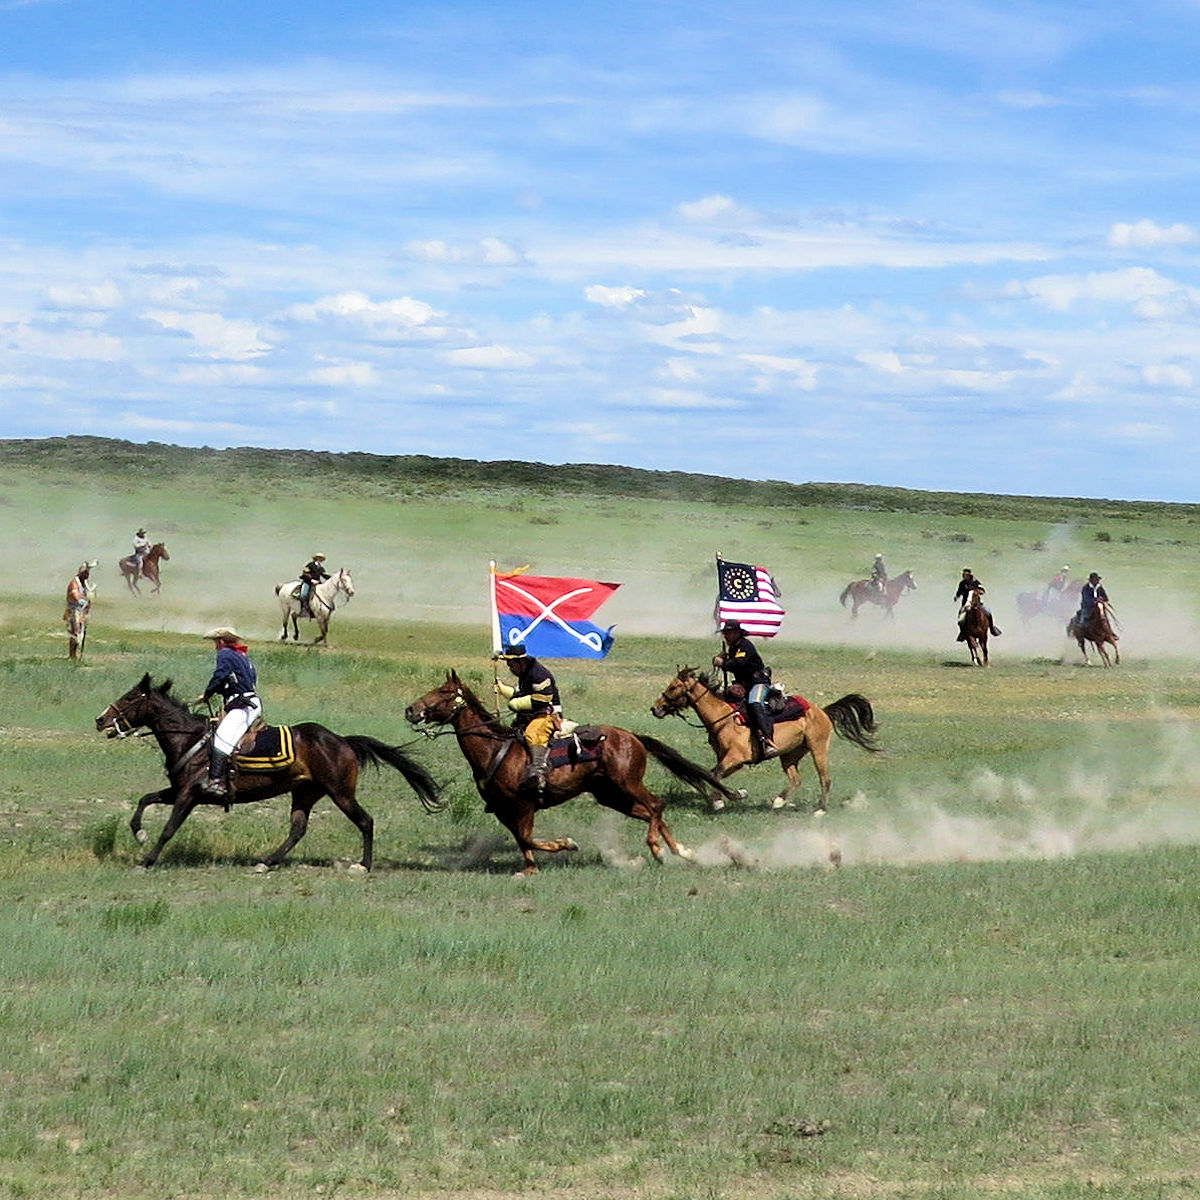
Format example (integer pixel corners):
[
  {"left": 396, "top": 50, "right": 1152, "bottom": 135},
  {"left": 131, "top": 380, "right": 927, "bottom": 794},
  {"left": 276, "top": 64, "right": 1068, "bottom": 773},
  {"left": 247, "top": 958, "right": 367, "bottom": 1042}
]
[{"left": 2, "top": 435, "right": 1194, "bottom": 522}]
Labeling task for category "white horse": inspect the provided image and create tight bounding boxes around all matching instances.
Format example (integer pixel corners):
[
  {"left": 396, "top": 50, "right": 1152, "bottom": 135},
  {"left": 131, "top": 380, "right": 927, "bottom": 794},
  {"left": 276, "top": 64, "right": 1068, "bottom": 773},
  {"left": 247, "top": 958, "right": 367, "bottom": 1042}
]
[{"left": 275, "top": 568, "right": 355, "bottom": 644}]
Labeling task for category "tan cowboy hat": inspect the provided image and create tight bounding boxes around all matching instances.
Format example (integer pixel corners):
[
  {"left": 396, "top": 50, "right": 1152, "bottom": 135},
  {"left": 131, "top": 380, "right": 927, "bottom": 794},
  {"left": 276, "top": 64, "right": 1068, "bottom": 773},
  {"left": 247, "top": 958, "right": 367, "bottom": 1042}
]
[
  {"left": 313, "top": 552, "right": 326, "bottom": 560},
  {"left": 204, "top": 627, "right": 240, "bottom": 642}
]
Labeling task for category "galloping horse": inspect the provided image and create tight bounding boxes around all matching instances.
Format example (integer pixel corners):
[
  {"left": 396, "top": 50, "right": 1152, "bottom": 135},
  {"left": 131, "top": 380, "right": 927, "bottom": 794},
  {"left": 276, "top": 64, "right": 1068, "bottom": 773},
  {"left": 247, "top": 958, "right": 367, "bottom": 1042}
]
[
  {"left": 959, "top": 589, "right": 991, "bottom": 666},
  {"left": 97, "top": 674, "right": 441, "bottom": 870},
  {"left": 839, "top": 570, "right": 917, "bottom": 619},
  {"left": 1068, "top": 608, "right": 1120, "bottom": 667},
  {"left": 1016, "top": 588, "right": 1076, "bottom": 626},
  {"left": 119, "top": 542, "right": 170, "bottom": 595},
  {"left": 276, "top": 568, "right": 354, "bottom": 644},
  {"left": 650, "top": 668, "right": 880, "bottom": 812},
  {"left": 405, "top": 671, "right": 737, "bottom": 876}
]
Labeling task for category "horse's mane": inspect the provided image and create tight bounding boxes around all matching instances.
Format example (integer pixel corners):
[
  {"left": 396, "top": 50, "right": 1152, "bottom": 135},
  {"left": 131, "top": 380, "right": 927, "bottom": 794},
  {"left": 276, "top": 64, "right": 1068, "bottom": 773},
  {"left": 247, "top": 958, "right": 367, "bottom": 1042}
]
[
  {"left": 451, "top": 674, "right": 514, "bottom": 736},
  {"left": 146, "top": 676, "right": 196, "bottom": 719}
]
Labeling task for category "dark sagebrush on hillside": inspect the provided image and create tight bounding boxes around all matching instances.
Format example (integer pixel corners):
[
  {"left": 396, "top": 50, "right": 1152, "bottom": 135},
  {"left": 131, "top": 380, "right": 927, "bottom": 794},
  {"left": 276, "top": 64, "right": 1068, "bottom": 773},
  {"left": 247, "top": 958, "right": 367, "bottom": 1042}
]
[{"left": 3, "top": 434, "right": 1198, "bottom": 522}]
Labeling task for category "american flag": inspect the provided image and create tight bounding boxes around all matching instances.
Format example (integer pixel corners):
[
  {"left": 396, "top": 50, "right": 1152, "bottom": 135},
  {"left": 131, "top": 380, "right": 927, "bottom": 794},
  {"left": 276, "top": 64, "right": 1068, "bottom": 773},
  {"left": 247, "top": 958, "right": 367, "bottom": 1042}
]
[{"left": 715, "top": 558, "right": 786, "bottom": 637}]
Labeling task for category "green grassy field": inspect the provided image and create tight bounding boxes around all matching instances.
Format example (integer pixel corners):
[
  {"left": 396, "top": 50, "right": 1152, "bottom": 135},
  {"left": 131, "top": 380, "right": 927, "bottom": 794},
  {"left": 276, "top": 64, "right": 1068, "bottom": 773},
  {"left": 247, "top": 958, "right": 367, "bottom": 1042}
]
[{"left": 3, "top": 439, "right": 1200, "bottom": 1199}]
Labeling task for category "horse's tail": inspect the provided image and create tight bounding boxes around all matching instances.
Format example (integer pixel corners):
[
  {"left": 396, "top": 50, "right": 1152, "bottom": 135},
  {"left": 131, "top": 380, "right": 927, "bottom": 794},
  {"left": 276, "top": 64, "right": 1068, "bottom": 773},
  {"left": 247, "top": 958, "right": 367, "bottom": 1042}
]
[
  {"left": 839, "top": 583, "right": 852, "bottom": 607},
  {"left": 824, "top": 694, "right": 881, "bottom": 753},
  {"left": 345, "top": 735, "right": 445, "bottom": 812},
  {"left": 636, "top": 733, "right": 739, "bottom": 802}
]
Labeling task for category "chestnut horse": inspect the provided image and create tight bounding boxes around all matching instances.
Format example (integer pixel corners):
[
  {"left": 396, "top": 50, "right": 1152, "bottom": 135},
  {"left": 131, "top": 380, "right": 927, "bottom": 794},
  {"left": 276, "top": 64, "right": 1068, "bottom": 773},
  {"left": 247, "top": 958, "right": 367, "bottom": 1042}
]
[
  {"left": 1068, "top": 608, "right": 1120, "bottom": 667},
  {"left": 960, "top": 589, "right": 990, "bottom": 666},
  {"left": 650, "top": 668, "right": 880, "bottom": 812},
  {"left": 839, "top": 569, "right": 917, "bottom": 618},
  {"left": 118, "top": 542, "right": 169, "bottom": 594},
  {"left": 97, "top": 674, "right": 441, "bottom": 870},
  {"left": 405, "top": 671, "right": 737, "bottom": 876}
]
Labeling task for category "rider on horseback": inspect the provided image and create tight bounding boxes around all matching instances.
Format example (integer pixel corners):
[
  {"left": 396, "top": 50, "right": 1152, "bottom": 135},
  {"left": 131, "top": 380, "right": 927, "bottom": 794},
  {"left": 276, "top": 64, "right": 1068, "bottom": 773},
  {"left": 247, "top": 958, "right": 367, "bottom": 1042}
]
[
  {"left": 494, "top": 646, "right": 561, "bottom": 794},
  {"left": 132, "top": 528, "right": 150, "bottom": 580},
  {"left": 194, "top": 628, "right": 262, "bottom": 799},
  {"left": 954, "top": 568, "right": 1001, "bottom": 640},
  {"left": 870, "top": 554, "right": 888, "bottom": 594},
  {"left": 713, "top": 620, "right": 779, "bottom": 759},
  {"left": 299, "top": 553, "right": 330, "bottom": 617},
  {"left": 1045, "top": 564, "right": 1070, "bottom": 600},
  {"left": 1074, "top": 572, "right": 1114, "bottom": 631}
]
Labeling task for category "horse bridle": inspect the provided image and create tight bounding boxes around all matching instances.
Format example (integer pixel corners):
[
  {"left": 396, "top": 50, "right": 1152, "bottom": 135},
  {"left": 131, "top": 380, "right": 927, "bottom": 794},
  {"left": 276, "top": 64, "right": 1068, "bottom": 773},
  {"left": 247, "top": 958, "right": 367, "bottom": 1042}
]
[
  {"left": 659, "top": 674, "right": 737, "bottom": 732},
  {"left": 97, "top": 694, "right": 149, "bottom": 739}
]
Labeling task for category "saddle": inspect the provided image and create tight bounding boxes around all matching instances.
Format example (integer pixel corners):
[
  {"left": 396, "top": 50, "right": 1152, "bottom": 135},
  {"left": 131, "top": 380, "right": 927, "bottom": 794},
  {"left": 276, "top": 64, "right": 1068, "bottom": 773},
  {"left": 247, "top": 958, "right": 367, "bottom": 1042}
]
[
  {"left": 233, "top": 724, "right": 296, "bottom": 771},
  {"left": 727, "top": 693, "right": 809, "bottom": 725},
  {"left": 547, "top": 725, "right": 606, "bottom": 770}
]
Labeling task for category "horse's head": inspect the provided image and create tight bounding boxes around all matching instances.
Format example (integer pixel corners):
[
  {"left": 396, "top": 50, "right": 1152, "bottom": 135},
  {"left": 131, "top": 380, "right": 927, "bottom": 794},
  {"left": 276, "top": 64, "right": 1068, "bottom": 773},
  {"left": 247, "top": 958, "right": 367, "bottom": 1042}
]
[
  {"left": 650, "top": 667, "right": 699, "bottom": 719},
  {"left": 155, "top": 543, "right": 169, "bottom": 560},
  {"left": 95, "top": 673, "right": 173, "bottom": 738},
  {"left": 336, "top": 569, "right": 355, "bottom": 598},
  {"left": 899, "top": 570, "right": 917, "bottom": 589},
  {"left": 405, "top": 670, "right": 468, "bottom": 727}
]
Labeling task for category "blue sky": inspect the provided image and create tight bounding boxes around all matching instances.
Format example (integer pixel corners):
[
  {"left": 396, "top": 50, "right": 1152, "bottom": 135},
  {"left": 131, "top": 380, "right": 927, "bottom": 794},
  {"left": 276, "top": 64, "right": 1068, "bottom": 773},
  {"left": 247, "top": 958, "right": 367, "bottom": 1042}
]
[{"left": 3, "top": 0, "right": 1200, "bottom": 501}]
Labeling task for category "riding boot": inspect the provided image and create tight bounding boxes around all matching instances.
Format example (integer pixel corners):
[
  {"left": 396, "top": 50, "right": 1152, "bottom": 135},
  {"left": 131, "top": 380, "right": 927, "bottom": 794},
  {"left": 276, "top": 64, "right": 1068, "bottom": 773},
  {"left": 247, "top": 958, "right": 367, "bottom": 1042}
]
[
  {"left": 523, "top": 745, "right": 551, "bottom": 796},
  {"left": 991, "top": 624, "right": 1002, "bottom": 636},
  {"left": 751, "top": 706, "right": 779, "bottom": 759},
  {"left": 198, "top": 749, "right": 230, "bottom": 799}
]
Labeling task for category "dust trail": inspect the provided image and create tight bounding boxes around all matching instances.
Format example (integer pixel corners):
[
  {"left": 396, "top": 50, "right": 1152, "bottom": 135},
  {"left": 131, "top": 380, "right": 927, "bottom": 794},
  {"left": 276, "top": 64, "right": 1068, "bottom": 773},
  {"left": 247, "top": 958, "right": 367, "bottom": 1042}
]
[{"left": 691, "top": 724, "right": 1200, "bottom": 871}]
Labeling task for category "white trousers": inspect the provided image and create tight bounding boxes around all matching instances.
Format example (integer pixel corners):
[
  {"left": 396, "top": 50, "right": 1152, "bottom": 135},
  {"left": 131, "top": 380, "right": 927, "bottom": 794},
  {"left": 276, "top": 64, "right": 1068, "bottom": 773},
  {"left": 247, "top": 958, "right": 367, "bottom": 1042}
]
[{"left": 213, "top": 699, "right": 263, "bottom": 755}]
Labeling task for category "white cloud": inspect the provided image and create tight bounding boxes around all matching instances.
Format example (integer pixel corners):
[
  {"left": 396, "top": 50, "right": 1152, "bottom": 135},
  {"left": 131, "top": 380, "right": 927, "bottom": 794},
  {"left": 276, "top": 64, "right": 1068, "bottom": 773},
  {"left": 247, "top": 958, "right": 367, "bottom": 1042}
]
[
  {"left": 677, "top": 194, "right": 750, "bottom": 224},
  {"left": 44, "top": 282, "right": 122, "bottom": 310},
  {"left": 1005, "top": 267, "right": 1200, "bottom": 319},
  {"left": 142, "top": 310, "right": 271, "bottom": 359},
  {"left": 441, "top": 344, "right": 536, "bottom": 369},
  {"left": 584, "top": 284, "right": 645, "bottom": 308},
  {"left": 289, "top": 292, "right": 439, "bottom": 327},
  {"left": 403, "top": 236, "right": 522, "bottom": 265},
  {"left": 308, "top": 361, "right": 379, "bottom": 386},
  {"left": 1108, "top": 220, "right": 1197, "bottom": 249},
  {"left": 1141, "top": 363, "right": 1193, "bottom": 389}
]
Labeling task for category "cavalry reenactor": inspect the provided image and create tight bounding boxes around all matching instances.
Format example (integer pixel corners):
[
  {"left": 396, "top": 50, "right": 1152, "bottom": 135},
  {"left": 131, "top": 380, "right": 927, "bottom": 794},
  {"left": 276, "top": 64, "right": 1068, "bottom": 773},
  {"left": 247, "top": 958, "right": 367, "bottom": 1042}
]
[
  {"left": 494, "top": 646, "right": 561, "bottom": 794},
  {"left": 194, "top": 628, "right": 262, "bottom": 799},
  {"left": 298, "top": 553, "right": 330, "bottom": 617},
  {"left": 713, "top": 620, "right": 779, "bottom": 759}
]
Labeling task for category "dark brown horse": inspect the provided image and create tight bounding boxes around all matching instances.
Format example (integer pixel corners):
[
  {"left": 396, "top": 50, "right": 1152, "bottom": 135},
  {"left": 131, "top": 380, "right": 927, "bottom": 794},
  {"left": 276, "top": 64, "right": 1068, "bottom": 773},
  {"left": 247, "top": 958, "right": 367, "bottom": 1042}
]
[
  {"left": 96, "top": 674, "right": 441, "bottom": 870},
  {"left": 1068, "top": 608, "right": 1120, "bottom": 667},
  {"left": 839, "top": 569, "right": 917, "bottom": 618},
  {"left": 119, "top": 542, "right": 169, "bottom": 594},
  {"left": 405, "top": 671, "right": 737, "bottom": 875},
  {"left": 650, "top": 668, "right": 880, "bottom": 812},
  {"left": 960, "top": 588, "right": 990, "bottom": 666}
]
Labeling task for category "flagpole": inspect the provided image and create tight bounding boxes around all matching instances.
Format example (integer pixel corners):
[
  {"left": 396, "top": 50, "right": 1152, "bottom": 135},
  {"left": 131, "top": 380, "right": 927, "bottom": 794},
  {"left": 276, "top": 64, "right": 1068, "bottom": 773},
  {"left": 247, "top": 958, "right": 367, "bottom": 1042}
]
[{"left": 488, "top": 561, "right": 502, "bottom": 655}]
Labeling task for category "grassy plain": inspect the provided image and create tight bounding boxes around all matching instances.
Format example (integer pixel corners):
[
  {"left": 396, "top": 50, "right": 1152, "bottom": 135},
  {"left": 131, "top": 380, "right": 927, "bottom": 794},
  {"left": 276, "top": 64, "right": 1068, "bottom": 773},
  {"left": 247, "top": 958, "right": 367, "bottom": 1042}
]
[{"left": 3, "top": 438, "right": 1200, "bottom": 1199}]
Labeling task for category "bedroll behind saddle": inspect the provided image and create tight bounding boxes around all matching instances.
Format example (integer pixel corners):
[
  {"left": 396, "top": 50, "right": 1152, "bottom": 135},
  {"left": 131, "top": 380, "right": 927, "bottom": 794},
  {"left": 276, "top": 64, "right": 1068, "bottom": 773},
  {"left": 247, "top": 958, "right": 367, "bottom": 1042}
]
[
  {"left": 233, "top": 724, "right": 296, "bottom": 771},
  {"left": 547, "top": 725, "right": 606, "bottom": 770}
]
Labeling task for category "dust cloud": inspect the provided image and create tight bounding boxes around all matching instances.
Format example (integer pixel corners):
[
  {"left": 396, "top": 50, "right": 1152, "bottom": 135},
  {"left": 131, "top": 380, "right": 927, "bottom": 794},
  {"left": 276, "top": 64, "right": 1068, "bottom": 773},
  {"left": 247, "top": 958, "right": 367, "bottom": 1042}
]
[{"left": 688, "top": 722, "right": 1200, "bottom": 872}]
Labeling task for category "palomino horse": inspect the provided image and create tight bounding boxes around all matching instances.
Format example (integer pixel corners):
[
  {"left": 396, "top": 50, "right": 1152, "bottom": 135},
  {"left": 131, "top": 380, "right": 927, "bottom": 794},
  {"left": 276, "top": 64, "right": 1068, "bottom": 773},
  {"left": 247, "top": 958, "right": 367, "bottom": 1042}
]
[
  {"left": 118, "top": 542, "right": 170, "bottom": 594},
  {"left": 839, "top": 570, "right": 917, "bottom": 619},
  {"left": 650, "top": 668, "right": 880, "bottom": 812},
  {"left": 959, "top": 589, "right": 991, "bottom": 666},
  {"left": 276, "top": 567, "right": 354, "bottom": 644},
  {"left": 1068, "top": 608, "right": 1120, "bottom": 667},
  {"left": 405, "top": 671, "right": 737, "bottom": 876},
  {"left": 97, "top": 674, "right": 441, "bottom": 870}
]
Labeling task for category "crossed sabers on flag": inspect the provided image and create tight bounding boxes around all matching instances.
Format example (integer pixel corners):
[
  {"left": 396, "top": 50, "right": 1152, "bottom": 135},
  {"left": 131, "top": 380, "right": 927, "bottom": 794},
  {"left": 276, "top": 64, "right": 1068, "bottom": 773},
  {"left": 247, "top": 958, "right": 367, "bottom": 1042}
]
[{"left": 499, "top": 580, "right": 608, "bottom": 654}]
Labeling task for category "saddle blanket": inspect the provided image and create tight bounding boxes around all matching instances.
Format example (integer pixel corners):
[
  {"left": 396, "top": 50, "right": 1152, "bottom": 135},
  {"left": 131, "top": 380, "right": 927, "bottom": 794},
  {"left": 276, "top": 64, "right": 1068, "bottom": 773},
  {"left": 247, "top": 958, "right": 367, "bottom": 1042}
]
[
  {"left": 730, "top": 695, "right": 810, "bottom": 725},
  {"left": 234, "top": 724, "right": 295, "bottom": 770},
  {"left": 547, "top": 725, "right": 606, "bottom": 769}
]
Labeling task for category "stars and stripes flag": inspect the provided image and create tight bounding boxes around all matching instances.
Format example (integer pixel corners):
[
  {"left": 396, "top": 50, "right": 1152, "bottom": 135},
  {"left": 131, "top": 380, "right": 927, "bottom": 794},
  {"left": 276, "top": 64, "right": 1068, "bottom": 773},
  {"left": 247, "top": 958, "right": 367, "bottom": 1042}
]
[
  {"left": 490, "top": 563, "right": 620, "bottom": 659},
  {"left": 714, "top": 557, "right": 786, "bottom": 637}
]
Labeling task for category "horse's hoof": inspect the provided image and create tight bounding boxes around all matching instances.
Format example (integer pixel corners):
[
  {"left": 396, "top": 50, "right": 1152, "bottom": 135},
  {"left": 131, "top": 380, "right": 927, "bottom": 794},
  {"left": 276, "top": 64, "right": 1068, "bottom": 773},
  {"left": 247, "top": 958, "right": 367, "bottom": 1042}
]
[
  {"left": 134, "top": 829, "right": 148, "bottom": 844},
  {"left": 711, "top": 798, "right": 725, "bottom": 812},
  {"left": 736, "top": 788, "right": 748, "bottom": 799},
  {"left": 253, "top": 862, "right": 271, "bottom": 874},
  {"left": 812, "top": 808, "right": 825, "bottom": 819},
  {"left": 771, "top": 796, "right": 791, "bottom": 810},
  {"left": 347, "top": 862, "right": 368, "bottom": 875},
  {"left": 678, "top": 846, "right": 695, "bottom": 862},
  {"left": 563, "top": 838, "right": 579, "bottom": 852}
]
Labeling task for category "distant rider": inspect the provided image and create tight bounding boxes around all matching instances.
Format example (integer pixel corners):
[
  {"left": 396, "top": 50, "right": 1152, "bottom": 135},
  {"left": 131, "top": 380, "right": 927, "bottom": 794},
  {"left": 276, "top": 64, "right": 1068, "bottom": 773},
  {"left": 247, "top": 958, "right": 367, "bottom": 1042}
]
[
  {"left": 63, "top": 562, "right": 93, "bottom": 660},
  {"left": 954, "top": 568, "right": 1001, "bottom": 639},
  {"left": 494, "top": 646, "right": 561, "bottom": 794},
  {"left": 194, "top": 627, "right": 262, "bottom": 800},
  {"left": 132, "top": 528, "right": 150, "bottom": 579},
  {"left": 713, "top": 619, "right": 779, "bottom": 759},
  {"left": 870, "top": 554, "right": 888, "bottom": 594},
  {"left": 299, "top": 553, "right": 330, "bottom": 617},
  {"left": 1044, "top": 565, "right": 1070, "bottom": 601}
]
